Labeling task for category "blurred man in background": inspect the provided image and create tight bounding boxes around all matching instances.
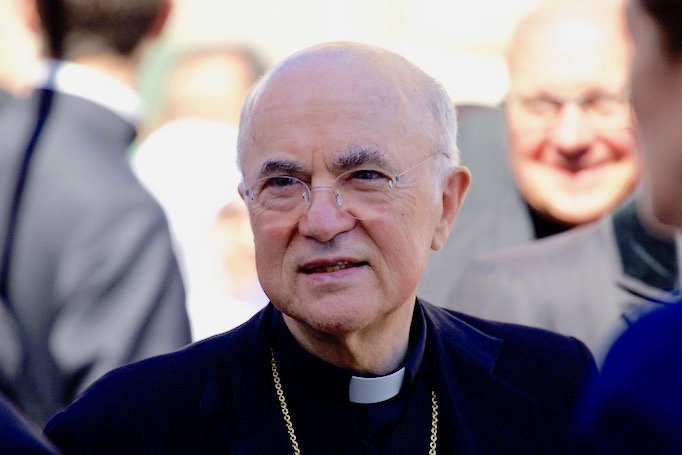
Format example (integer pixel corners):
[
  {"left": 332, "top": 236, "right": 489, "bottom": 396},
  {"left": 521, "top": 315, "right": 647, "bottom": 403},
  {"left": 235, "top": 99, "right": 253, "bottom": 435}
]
[
  {"left": 441, "top": 0, "right": 679, "bottom": 366},
  {"left": 419, "top": 0, "right": 640, "bottom": 306}
]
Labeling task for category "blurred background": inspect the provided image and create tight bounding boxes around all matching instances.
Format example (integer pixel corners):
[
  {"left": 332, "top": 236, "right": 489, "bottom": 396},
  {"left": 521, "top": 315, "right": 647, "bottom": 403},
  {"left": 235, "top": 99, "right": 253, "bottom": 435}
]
[
  {"left": 0, "top": 0, "right": 550, "bottom": 115},
  {"left": 0, "top": 0, "right": 571, "bottom": 338}
]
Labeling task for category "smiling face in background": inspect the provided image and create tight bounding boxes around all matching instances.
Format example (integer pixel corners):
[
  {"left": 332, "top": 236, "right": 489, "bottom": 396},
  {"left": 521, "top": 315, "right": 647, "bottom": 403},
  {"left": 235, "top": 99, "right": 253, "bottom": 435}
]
[
  {"left": 505, "top": 1, "right": 640, "bottom": 227},
  {"left": 627, "top": 0, "right": 682, "bottom": 227},
  {"left": 238, "top": 43, "right": 469, "bottom": 342}
]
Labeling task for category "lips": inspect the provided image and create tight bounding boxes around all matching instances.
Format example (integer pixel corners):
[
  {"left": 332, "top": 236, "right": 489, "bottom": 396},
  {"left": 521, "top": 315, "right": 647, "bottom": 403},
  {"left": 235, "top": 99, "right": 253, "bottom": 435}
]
[
  {"left": 556, "top": 158, "right": 610, "bottom": 175},
  {"left": 300, "top": 260, "right": 367, "bottom": 274},
  {"left": 553, "top": 162, "right": 610, "bottom": 185}
]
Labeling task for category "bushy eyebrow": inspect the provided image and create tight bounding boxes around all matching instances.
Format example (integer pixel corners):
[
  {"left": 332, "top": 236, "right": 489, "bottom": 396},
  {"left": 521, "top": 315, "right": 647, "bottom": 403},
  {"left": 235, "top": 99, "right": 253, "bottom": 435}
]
[
  {"left": 255, "top": 145, "right": 392, "bottom": 179},
  {"left": 332, "top": 145, "right": 391, "bottom": 173},
  {"left": 258, "top": 160, "right": 305, "bottom": 179}
]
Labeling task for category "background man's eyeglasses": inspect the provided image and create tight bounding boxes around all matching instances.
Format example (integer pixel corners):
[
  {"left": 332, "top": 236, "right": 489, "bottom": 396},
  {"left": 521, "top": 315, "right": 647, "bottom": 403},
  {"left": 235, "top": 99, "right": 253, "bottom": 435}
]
[
  {"left": 505, "top": 92, "right": 632, "bottom": 131},
  {"left": 242, "top": 152, "right": 445, "bottom": 227}
]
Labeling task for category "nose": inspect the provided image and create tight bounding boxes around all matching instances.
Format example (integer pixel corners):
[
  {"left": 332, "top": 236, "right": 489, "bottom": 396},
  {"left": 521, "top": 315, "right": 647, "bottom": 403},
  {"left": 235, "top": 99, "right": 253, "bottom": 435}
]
[
  {"left": 298, "top": 187, "right": 356, "bottom": 242},
  {"left": 549, "top": 103, "right": 594, "bottom": 156}
]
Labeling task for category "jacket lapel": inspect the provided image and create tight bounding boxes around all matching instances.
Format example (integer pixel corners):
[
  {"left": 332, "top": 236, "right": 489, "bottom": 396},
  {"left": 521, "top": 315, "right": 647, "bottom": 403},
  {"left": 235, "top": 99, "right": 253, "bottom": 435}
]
[{"left": 423, "top": 302, "right": 541, "bottom": 453}]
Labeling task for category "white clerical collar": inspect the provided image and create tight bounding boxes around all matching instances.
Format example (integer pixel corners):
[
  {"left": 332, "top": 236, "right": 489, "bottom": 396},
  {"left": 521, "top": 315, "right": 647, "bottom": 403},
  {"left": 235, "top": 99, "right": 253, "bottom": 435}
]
[{"left": 348, "top": 367, "right": 406, "bottom": 404}]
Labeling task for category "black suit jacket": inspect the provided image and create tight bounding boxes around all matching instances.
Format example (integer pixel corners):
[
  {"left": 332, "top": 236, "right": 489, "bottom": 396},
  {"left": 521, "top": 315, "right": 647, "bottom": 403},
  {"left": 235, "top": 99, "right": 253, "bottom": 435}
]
[
  {"left": 45, "top": 301, "right": 596, "bottom": 454},
  {"left": 0, "top": 87, "right": 191, "bottom": 425}
]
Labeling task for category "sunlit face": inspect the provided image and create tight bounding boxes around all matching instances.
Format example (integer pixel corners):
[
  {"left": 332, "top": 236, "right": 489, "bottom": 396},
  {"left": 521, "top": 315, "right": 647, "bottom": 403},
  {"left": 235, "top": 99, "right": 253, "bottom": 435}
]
[
  {"left": 239, "top": 51, "right": 467, "bottom": 338},
  {"left": 627, "top": 0, "right": 682, "bottom": 227},
  {"left": 505, "top": 17, "right": 640, "bottom": 226}
]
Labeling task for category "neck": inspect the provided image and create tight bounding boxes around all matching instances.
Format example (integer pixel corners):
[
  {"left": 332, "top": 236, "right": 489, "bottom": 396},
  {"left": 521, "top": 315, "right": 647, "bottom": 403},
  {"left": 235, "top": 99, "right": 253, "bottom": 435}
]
[{"left": 282, "top": 299, "right": 416, "bottom": 375}]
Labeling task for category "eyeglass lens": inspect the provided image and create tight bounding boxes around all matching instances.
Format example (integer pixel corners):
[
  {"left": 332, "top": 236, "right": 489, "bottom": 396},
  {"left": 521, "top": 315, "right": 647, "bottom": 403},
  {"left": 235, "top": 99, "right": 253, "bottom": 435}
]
[
  {"left": 244, "top": 153, "right": 441, "bottom": 227},
  {"left": 507, "top": 93, "right": 631, "bottom": 130}
]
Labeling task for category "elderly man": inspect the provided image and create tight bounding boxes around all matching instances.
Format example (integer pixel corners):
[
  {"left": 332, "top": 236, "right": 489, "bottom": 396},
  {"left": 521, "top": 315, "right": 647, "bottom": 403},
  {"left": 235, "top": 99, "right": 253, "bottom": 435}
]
[
  {"left": 418, "top": 0, "right": 641, "bottom": 306},
  {"left": 45, "top": 42, "right": 596, "bottom": 454}
]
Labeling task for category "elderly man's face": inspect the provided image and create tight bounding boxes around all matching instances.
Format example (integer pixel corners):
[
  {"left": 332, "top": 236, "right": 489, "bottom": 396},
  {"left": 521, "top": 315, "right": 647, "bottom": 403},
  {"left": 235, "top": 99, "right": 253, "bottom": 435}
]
[
  {"left": 239, "top": 58, "right": 464, "bottom": 337},
  {"left": 505, "top": 18, "right": 640, "bottom": 226}
]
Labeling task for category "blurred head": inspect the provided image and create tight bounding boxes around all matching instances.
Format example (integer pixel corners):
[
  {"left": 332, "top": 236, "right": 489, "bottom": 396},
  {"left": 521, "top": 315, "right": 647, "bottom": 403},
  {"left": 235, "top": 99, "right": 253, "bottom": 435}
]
[
  {"left": 505, "top": 0, "right": 640, "bottom": 227},
  {"left": 213, "top": 200, "right": 258, "bottom": 294},
  {"left": 33, "top": 0, "right": 171, "bottom": 60},
  {"left": 627, "top": 0, "right": 682, "bottom": 227},
  {"left": 237, "top": 42, "right": 470, "bottom": 339},
  {"left": 162, "top": 45, "right": 267, "bottom": 125}
]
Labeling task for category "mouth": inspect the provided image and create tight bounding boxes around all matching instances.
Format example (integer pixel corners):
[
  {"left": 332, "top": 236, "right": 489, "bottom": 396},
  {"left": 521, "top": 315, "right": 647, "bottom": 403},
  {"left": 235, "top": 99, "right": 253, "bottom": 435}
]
[
  {"left": 558, "top": 159, "right": 609, "bottom": 175},
  {"left": 300, "top": 260, "right": 367, "bottom": 274},
  {"left": 553, "top": 161, "right": 611, "bottom": 183}
]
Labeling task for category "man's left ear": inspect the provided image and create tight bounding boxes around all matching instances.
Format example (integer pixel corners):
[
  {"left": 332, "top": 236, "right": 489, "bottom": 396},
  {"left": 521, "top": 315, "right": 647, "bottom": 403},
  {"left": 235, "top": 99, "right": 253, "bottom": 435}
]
[{"left": 431, "top": 166, "right": 471, "bottom": 251}]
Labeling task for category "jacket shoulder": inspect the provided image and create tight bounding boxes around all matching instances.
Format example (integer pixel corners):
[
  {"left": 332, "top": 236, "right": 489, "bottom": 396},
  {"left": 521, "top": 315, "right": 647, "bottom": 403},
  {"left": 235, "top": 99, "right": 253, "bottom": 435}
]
[
  {"left": 423, "top": 301, "right": 596, "bottom": 380},
  {"left": 44, "top": 307, "right": 272, "bottom": 450}
]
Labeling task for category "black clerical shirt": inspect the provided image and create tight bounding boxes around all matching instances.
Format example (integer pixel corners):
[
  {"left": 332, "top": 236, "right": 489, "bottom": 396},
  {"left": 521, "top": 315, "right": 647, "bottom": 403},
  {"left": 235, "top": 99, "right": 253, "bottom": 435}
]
[
  {"left": 271, "top": 303, "right": 434, "bottom": 453},
  {"left": 527, "top": 203, "right": 573, "bottom": 239}
]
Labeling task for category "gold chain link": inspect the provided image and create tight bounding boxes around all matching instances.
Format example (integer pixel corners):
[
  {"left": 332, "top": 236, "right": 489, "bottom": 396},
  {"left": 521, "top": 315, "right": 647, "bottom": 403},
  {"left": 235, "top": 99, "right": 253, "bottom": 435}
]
[
  {"left": 270, "top": 347, "right": 438, "bottom": 454},
  {"left": 429, "top": 389, "right": 438, "bottom": 455},
  {"left": 271, "top": 348, "right": 301, "bottom": 455}
]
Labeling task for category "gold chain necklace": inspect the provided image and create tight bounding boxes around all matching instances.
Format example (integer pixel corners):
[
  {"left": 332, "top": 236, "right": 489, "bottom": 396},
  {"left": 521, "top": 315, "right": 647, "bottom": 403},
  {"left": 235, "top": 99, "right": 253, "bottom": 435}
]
[{"left": 270, "top": 348, "right": 439, "bottom": 454}]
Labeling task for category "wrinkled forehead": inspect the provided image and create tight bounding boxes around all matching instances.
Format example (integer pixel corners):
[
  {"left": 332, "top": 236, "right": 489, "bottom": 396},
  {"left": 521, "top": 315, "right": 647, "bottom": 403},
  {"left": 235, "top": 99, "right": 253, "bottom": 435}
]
[{"left": 239, "top": 46, "right": 430, "bottom": 175}]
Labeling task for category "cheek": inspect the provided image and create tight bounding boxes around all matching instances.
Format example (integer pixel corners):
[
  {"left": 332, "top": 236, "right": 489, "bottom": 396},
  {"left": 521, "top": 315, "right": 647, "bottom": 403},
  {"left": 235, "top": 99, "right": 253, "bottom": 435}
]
[
  {"left": 509, "top": 130, "right": 544, "bottom": 160},
  {"left": 601, "top": 130, "right": 637, "bottom": 160},
  {"left": 366, "top": 219, "right": 424, "bottom": 299},
  {"left": 251, "top": 224, "right": 286, "bottom": 275},
  {"left": 381, "top": 197, "right": 436, "bottom": 266},
  {"left": 508, "top": 132, "right": 544, "bottom": 189}
]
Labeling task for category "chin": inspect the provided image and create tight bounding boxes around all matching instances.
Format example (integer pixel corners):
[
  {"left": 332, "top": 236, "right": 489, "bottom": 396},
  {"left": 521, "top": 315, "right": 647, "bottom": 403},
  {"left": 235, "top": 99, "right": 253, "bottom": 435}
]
[
  {"left": 280, "top": 299, "right": 375, "bottom": 336},
  {"left": 305, "top": 308, "right": 375, "bottom": 336},
  {"left": 549, "top": 198, "right": 620, "bottom": 226},
  {"left": 305, "top": 319, "right": 366, "bottom": 337},
  {"left": 544, "top": 209, "right": 594, "bottom": 227}
]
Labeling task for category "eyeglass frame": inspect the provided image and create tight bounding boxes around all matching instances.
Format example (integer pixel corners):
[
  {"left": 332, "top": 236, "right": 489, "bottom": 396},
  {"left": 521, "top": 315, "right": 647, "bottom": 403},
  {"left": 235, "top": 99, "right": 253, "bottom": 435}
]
[
  {"left": 504, "top": 90, "right": 632, "bottom": 131},
  {"left": 241, "top": 151, "right": 448, "bottom": 225}
]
